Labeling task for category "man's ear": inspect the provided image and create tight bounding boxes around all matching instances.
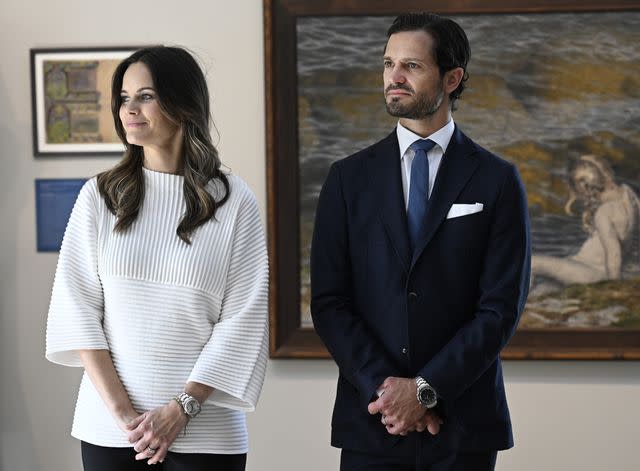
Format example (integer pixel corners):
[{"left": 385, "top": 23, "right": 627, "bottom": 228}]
[{"left": 444, "top": 67, "right": 464, "bottom": 95}]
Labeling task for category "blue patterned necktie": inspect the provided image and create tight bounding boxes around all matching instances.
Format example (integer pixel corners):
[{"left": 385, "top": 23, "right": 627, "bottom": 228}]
[{"left": 407, "top": 139, "right": 436, "bottom": 249}]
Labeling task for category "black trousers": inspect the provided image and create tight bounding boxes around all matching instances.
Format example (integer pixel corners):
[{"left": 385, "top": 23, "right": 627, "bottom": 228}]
[
  {"left": 340, "top": 448, "right": 497, "bottom": 471},
  {"left": 81, "top": 441, "right": 246, "bottom": 471}
]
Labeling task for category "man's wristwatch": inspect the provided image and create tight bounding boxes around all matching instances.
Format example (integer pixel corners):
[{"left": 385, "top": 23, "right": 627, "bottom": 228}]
[
  {"left": 173, "top": 392, "right": 202, "bottom": 418},
  {"left": 415, "top": 376, "right": 438, "bottom": 409}
]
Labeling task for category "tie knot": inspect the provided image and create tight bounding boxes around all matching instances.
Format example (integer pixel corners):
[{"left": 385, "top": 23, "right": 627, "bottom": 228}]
[{"left": 410, "top": 139, "right": 436, "bottom": 153}]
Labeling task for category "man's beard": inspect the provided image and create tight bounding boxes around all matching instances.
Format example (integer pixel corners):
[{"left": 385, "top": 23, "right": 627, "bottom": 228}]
[{"left": 385, "top": 81, "right": 445, "bottom": 119}]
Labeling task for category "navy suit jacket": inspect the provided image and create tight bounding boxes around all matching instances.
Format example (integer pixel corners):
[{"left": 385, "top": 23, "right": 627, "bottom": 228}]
[{"left": 310, "top": 126, "right": 531, "bottom": 456}]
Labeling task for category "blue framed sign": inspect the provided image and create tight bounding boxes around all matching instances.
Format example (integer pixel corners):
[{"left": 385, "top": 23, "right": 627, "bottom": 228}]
[{"left": 35, "top": 179, "right": 87, "bottom": 252}]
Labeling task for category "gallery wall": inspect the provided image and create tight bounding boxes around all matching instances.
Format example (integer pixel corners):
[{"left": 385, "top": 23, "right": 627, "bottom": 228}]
[{"left": 0, "top": 1, "right": 639, "bottom": 470}]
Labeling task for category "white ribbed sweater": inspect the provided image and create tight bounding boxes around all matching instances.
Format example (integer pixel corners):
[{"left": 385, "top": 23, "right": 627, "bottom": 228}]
[{"left": 45, "top": 168, "right": 269, "bottom": 454}]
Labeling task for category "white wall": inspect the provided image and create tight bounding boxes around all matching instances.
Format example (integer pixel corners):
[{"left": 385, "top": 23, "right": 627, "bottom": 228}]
[{"left": 1, "top": 1, "right": 639, "bottom": 470}]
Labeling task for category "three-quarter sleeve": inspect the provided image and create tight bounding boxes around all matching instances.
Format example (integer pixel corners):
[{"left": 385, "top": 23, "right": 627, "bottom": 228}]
[
  {"left": 187, "top": 190, "right": 269, "bottom": 412},
  {"left": 45, "top": 179, "right": 108, "bottom": 366}
]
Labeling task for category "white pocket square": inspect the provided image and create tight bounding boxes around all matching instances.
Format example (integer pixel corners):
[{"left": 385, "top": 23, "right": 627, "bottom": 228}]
[{"left": 446, "top": 203, "right": 483, "bottom": 219}]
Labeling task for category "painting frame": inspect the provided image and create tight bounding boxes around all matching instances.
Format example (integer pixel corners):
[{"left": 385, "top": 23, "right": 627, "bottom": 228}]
[
  {"left": 30, "top": 47, "right": 138, "bottom": 157},
  {"left": 264, "top": 0, "right": 640, "bottom": 359}
]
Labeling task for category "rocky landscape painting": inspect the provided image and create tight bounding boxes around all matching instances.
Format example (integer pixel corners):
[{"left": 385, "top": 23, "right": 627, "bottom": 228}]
[{"left": 296, "top": 12, "right": 640, "bottom": 332}]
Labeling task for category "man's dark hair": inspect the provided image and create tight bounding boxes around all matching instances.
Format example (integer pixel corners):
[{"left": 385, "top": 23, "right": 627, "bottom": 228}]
[{"left": 387, "top": 12, "right": 470, "bottom": 109}]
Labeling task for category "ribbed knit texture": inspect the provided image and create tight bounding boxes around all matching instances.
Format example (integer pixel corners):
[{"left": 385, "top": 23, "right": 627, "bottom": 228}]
[{"left": 45, "top": 168, "right": 269, "bottom": 453}]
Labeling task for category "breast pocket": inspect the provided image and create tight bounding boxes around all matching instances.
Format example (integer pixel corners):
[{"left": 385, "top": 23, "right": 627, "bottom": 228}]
[{"left": 439, "top": 209, "right": 488, "bottom": 251}]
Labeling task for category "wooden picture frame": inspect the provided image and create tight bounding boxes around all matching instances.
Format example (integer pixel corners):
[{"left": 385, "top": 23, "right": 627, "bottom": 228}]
[
  {"left": 264, "top": 0, "right": 640, "bottom": 359},
  {"left": 30, "top": 47, "right": 137, "bottom": 156}
]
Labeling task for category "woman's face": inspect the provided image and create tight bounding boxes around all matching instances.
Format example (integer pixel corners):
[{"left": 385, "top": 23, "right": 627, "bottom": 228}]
[
  {"left": 572, "top": 162, "right": 603, "bottom": 202},
  {"left": 118, "top": 62, "right": 180, "bottom": 149}
]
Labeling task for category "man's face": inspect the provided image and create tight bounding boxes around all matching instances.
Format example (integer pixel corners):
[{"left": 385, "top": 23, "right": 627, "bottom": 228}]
[{"left": 383, "top": 30, "right": 445, "bottom": 119}]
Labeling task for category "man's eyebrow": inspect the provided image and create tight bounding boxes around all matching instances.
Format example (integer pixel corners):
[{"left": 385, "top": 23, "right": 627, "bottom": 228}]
[{"left": 382, "top": 56, "right": 426, "bottom": 63}]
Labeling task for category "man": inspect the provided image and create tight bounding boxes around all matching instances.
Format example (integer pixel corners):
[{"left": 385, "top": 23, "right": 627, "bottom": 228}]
[{"left": 311, "top": 12, "right": 531, "bottom": 470}]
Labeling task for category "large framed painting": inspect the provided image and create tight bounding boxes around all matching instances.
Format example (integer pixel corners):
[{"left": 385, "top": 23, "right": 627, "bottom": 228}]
[
  {"left": 31, "top": 47, "right": 137, "bottom": 156},
  {"left": 265, "top": 0, "right": 640, "bottom": 359}
]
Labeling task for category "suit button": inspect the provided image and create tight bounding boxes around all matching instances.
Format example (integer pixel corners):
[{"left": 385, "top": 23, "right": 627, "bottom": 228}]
[{"left": 402, "top": 348, "right": 407, "bottom": 355}]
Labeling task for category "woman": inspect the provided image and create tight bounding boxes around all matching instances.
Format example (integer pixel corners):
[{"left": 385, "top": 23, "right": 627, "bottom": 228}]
[
  {"left": 45, "top": 46, "right": 268, "bottom": 470},
  {"left": 531, "top": 154, "right": 640, "bottom": 292}
]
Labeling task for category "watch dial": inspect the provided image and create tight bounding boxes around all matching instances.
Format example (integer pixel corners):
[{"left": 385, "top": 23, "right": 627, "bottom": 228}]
[{"left": 420, "top": 388, "right": 435, "bottom": 405}]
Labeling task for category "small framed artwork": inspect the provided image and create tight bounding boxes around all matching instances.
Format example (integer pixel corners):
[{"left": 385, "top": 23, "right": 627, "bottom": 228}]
[
  {"left": 30, "top": 47, "right": 137, "bottom": 156},
  {"left": 35, "top": 178, "right": 87, "bottom": 252}
]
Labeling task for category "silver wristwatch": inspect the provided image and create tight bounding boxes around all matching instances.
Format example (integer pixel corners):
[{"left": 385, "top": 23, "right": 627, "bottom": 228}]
[
  {"left": 415, "top": 376, "right": 438, "bottom": 409},
  {"left": 174, "top": 392, "right": 201, "bottom": 418}
]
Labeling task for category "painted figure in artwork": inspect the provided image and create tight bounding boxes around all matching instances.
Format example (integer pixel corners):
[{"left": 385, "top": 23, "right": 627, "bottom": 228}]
[{"left": 531, "top": 154, "right": 640, "bottom": 296}]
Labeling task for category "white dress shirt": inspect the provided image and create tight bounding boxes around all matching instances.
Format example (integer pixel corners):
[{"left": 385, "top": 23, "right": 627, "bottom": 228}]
[{"left": 396, "top": 119, "right": 455, "bottom": 209}]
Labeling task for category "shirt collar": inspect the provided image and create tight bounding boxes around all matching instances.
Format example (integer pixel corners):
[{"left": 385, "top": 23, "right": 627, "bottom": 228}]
[{"left": 396, "top": 118, "right": 455, "bottom": 159}]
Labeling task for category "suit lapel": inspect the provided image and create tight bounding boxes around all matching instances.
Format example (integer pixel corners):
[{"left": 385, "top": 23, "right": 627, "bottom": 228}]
[
  {"left": 369, "top": 132, "right": 412, "bottom": 273},
  {"left": 411, "top": 127, "right": 480, "bottom": 269}
]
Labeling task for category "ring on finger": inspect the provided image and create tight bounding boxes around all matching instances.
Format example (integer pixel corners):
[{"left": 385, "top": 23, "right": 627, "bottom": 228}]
[
  {"left": 147, "top": 447, "right": 158, "bottom": 455},
  {"left": 381, "top": 415, "right": 387, "bottom": 425}
]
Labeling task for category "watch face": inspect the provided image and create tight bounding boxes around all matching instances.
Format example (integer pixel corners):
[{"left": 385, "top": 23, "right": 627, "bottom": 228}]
[
  {"left": 184, "top": 398, "right": 201, "bottom": 416},
  {"left": 419, "top": 387, "right": 437, "bottom": 407}
]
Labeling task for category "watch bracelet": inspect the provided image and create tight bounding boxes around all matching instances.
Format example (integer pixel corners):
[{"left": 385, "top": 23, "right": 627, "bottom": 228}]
[
  {"left": 173, "top": 395, "right": 193, "bottom": 420},
  {"left": 172, "top": 395, "right": 192, "bottom": 436},
  {"left": 415, "top": 376, "right": 425, "bottom": 405},
  {"left": 415, "top": 376, "right": 436, "bottom": 407}
]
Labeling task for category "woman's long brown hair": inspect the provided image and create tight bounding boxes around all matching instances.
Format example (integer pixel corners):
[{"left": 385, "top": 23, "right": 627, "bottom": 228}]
[{"left": 97, "top": 46, "right": 229, "bottom": 244}]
